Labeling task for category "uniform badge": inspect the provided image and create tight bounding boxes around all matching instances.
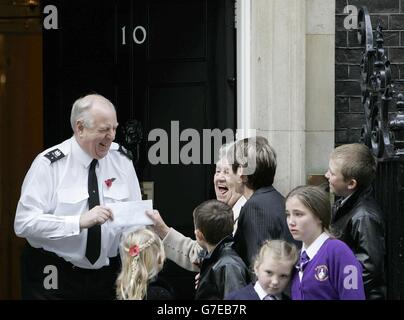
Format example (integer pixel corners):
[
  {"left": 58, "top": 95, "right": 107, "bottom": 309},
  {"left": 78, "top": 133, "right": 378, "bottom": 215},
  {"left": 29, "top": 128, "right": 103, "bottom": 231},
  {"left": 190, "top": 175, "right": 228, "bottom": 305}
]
[
  {"left": 44, "top": 148, "right": 65, "bottom": 163},
  {"left": 314, "top": 265, "right": 329, "bottom": 281}
]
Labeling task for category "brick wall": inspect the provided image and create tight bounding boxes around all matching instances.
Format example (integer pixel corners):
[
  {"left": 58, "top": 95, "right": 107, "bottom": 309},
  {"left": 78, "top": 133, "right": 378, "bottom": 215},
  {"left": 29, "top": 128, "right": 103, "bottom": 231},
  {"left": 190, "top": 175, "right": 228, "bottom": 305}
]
[{"left": 335, "top": 0, "right": 404, "bottom": 145}]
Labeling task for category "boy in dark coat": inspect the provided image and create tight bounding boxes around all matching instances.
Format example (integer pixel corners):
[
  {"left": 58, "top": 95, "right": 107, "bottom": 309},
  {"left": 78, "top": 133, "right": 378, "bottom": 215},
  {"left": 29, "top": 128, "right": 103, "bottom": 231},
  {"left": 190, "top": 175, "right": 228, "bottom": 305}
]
[
  {"left": 325, "top": 143, "right": 386, "bottom": 300},
  {"left": 193, "top": 200, "right": 249, "bottom": 300}
]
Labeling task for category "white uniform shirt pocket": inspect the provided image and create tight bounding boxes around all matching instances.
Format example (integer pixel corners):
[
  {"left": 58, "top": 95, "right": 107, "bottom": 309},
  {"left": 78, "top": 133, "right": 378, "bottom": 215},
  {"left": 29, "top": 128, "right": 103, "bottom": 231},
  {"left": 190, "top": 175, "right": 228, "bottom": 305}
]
[
  {"left": 55, "top": 187, "right": 89, "bottom": 216},
  {"left": 103, "top": 183, "right": 130, "bottom": 203}
]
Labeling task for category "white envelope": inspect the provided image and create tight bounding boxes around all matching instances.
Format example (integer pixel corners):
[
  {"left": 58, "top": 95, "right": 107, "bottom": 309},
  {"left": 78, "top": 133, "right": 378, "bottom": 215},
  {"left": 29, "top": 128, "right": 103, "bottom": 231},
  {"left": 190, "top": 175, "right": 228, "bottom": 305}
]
[{"left": 107, "top": 200, "right": 154, "bottom": 229}]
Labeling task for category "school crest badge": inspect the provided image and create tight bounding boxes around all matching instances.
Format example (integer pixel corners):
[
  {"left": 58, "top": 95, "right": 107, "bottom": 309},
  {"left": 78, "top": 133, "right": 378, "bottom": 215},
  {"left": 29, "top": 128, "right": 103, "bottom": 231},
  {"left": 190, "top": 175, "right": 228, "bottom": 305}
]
[{"left": 314, "top": 265, "right": 329, "bottom": 281}]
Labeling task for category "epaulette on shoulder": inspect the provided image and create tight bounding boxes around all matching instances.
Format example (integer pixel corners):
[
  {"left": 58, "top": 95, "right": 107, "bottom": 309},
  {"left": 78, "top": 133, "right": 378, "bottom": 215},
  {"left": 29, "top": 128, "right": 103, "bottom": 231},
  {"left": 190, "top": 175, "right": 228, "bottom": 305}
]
[
  {"left": 43, "top": 148, "right": 65, "bottom": 163},
  {"left": 118, "top": 145, "right": 133, "bottom": 160}
]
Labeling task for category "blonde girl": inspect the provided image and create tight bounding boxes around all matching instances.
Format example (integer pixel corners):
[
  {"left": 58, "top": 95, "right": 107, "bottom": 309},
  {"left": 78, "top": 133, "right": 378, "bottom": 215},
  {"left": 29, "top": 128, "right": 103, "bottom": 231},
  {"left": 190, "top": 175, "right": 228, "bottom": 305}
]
[{"left": 116, "top": 228, "right": 166, "bottom": 300}]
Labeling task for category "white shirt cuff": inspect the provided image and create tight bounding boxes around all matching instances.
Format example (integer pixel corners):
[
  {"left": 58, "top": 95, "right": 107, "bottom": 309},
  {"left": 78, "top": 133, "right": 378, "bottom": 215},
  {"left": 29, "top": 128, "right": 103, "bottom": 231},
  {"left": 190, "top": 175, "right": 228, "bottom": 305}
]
[{"left": 64, "top": 215, "right": 81, "bottom": 236}]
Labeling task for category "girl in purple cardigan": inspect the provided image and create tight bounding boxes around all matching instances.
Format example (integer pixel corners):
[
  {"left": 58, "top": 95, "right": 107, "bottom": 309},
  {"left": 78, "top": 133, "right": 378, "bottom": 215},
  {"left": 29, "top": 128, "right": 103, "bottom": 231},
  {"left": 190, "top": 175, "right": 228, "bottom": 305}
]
[{"left": 285, "top": 185, "right": 365, "bottom": 300}]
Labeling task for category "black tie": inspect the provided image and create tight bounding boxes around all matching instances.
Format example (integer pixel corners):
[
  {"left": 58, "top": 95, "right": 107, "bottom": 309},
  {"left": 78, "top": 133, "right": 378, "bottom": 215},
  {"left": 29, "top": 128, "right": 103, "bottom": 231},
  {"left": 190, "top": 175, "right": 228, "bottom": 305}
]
[
  {"left": 86, "top": 159, "right": 101, "bottom": 264},
  {"left": 332, "top": 198, "right": 343, "bottom": 221}
]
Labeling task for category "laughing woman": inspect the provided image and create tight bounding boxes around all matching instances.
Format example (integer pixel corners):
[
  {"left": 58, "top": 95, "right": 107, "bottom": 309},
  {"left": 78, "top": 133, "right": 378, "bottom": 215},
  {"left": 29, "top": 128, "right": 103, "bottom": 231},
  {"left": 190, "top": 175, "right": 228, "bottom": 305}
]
[
  {"left": 285, "top": 185, "right": 365, "bottom": 300},
  {"left": 147, "top": 144, "right": 246, "bottom": 272}
]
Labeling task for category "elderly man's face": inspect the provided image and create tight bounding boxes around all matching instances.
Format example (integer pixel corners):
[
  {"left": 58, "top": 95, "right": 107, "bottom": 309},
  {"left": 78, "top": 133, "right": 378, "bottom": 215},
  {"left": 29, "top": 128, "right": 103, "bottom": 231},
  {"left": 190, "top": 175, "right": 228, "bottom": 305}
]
[
  {"left": 214, "top": 159, "right": 242, "bottom": 208},
  {"left": 78, "top": 102, "right": 118, "bottom": 160}
]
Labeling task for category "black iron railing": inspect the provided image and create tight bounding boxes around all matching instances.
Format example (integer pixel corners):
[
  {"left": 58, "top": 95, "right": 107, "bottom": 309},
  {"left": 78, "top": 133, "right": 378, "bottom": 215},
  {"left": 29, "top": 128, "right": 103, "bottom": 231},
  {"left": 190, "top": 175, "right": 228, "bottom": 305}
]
[
  {"left": 358, "top": 7, "right": 404, "bottom": 160},
  {"left": 358, "top": 6, "right": 404, "bottom": 299}
]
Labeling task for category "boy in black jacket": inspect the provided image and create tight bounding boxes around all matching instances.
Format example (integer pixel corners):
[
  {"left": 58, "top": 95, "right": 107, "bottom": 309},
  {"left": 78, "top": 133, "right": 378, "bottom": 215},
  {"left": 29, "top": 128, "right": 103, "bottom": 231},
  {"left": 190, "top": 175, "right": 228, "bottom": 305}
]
[
  {"left": 193, "top": 200, "right": 249, "bottom": 300},
  {"left": 325, "top": 143, "right": 386, "bottom": 300}
]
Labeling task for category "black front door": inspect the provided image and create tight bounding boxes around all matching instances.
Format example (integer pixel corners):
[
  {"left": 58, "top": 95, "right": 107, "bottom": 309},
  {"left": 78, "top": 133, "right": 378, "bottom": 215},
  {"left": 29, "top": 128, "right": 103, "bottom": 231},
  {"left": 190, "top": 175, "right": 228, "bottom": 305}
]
[{"left": 43, "top": 0, "right": 236, "bottom": 299}]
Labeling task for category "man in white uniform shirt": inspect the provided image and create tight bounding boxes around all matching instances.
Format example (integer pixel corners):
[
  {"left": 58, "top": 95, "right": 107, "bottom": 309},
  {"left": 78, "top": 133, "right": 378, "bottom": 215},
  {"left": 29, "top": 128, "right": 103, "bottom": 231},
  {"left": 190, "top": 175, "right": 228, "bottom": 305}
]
[{"left": 15, "top": 94, "right": 142, "bottom": 299}]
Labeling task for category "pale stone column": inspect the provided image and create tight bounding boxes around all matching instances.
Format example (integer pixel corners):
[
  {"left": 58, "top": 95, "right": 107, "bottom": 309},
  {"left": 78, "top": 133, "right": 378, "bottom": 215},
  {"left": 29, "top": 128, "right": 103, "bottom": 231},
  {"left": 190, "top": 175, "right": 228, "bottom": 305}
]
[
  {"left": 250, "top": 0, "right": 306, "bottom": 195},
  {"left": 305, "top": 0, "right": 335, "bottom": 183}
]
